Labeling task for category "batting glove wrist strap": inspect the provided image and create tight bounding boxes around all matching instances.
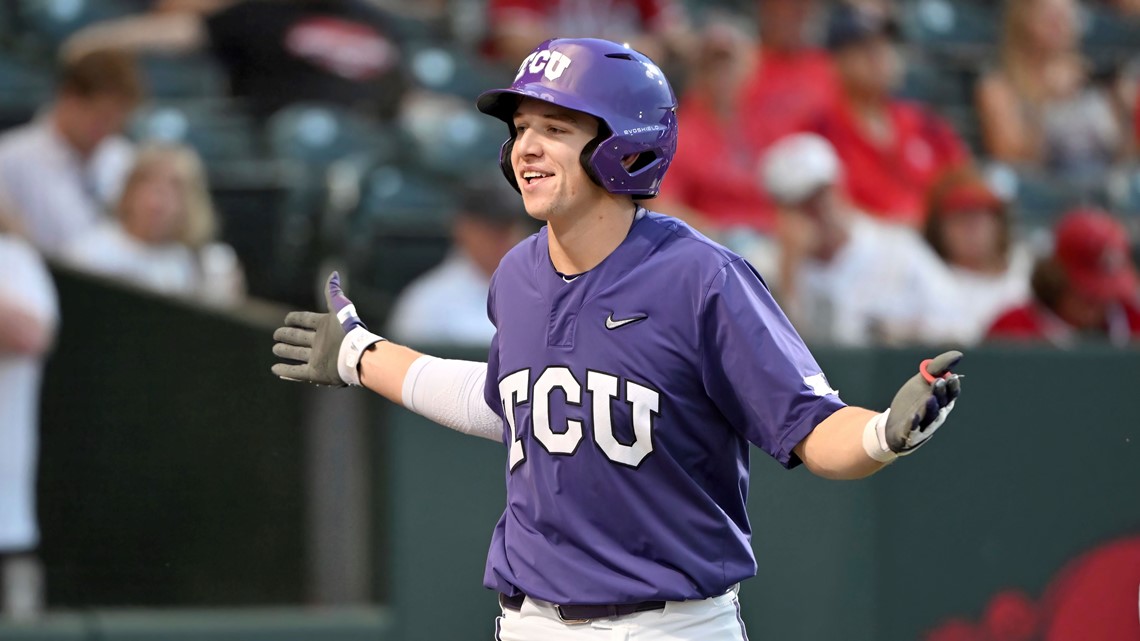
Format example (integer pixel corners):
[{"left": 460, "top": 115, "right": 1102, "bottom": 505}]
[
  {"left": 339, "top": 326, "right": 384, "bottom": 387},
  {"left": 862, "top": 411, "right": 898, "bottom": 464}
]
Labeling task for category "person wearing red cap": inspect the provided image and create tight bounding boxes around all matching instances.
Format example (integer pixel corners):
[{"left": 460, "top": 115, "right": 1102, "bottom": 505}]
[
  {"left": 810, "top": 3, "right": 970, "bottom": 228},
  {"left": 987, "top": 208, "right": 1140, "bottom": 346},
  {"left": 924, "top": 170, "right": 1032, "bottom": 344}
]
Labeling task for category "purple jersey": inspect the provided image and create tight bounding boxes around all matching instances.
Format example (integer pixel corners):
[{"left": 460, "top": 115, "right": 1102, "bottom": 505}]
[{"left": 482, "top": 210, "right": 846, "bottom": 605}]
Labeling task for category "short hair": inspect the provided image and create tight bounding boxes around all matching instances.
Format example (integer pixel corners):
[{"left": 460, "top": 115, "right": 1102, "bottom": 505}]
[
  {"left": 58, "top": 48, "right": 144, "bottom": 105},
  {"left": 116, "top": 144, "right": 217, "bottom": 249}
]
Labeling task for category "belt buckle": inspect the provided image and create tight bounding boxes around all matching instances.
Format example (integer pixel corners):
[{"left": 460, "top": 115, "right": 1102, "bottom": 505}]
[{"left": 555, "top": 605, "right": 590, "bottom": 625}]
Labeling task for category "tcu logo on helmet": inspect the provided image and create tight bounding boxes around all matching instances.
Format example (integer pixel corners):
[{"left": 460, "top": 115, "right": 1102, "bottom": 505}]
[{"left": 515, "top": 49, "right": 574, "bottom": 82}]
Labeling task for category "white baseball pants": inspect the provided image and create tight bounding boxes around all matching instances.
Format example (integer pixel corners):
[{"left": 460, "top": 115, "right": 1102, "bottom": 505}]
[{"left": 494, "top": 588, "right": 749, "bottom": 640}]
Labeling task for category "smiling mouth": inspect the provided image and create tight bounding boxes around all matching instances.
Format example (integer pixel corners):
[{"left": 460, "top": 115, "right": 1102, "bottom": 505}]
[{"left": 522, "top": 171, "right": 553, "bottom": 185}]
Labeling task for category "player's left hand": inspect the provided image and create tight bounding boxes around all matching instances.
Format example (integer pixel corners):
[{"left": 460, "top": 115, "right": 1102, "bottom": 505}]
[
  {"left": 863, "top": 350, "right": 963, "bottom": 463},
  {"left": 271, "top": 272, "right": 385, "bottom": 387}
]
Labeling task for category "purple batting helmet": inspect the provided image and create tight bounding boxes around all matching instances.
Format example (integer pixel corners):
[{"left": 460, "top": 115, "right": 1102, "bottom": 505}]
[{"left": 476, "top": 38, "right": 678, "bottom": 199}]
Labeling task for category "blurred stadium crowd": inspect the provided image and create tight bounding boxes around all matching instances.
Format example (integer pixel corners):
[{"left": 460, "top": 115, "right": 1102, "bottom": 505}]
[
  {"left": 1, "top": 0, "right": 1139, "bottom": 349},
  {"left": 2, "top": 0, "right": 1140, "bottom": 628}
]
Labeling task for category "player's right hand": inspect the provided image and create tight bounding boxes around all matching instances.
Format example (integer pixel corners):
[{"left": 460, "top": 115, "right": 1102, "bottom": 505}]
[{"left": 271, "top": 272, "right": 385, "bottom": 387}]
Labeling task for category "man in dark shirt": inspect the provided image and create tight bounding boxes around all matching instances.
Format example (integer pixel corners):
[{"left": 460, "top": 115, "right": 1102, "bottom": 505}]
[{"left": 64, "top": 0, "right": 409, "bottom": 121}]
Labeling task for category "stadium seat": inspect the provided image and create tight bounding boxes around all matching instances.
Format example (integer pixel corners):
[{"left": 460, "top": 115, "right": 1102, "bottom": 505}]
[
  {"left": 899, "top": 0, "right": 999, "bottom": 60},
  {"left": 405, "top": 44, "right": 511, "bottom": 102},
  {"left": 1003, "top": 168, "right": 1109, "bottom": 223},
  {"left": 1105, "top": 167, "right": 1140, "bottom": 218},
  {"left": 264, "top": 104, "right": 408, "bottom": 304},
  {"left": 208, "top": 162, "right": 297, "bottom": 301},
  {"left": 137, "top": 54, "right": 227, "bottom": 100},
  {"left": 267, "top": 103, "right": 402, "bottom": 169},
  {"left": 341, "top": 163, "right": 457, "bottom": 318},
  {"left": 1080, "top": 5, "right": 1140, "bottom": 69},
  {"left": 16, "top": 0, "right": 136, "bottom": 51},
  {"left": 897, "top": 54, "right": 971, "bottom": 108},
  {"left": 129, "top": 101, "right": 263, "bottom": 163},
  {"left": 0, "top": 53, "right": 53, "bottom": 129},
  {"left": 401, "top": 101, "right": 504, "bottom": 179}
]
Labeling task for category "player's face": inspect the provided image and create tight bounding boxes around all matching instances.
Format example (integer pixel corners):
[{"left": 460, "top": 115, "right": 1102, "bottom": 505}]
[{"left": 510, "top": 98, "right": 603, "bottom": 222}]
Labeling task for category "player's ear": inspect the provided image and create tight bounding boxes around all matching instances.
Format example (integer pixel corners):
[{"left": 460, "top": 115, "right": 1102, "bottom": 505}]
[{"left": 621, "top": 153, "right": 640, "bottom": 170}]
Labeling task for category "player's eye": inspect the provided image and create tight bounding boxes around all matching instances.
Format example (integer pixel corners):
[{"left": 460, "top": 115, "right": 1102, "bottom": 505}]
[{"left": 547, "top": 126, "right": 565, "bottom": 134}]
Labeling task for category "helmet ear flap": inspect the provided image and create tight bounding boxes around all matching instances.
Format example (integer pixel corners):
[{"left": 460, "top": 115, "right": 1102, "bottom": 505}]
[
  {"left": 579, "top": 124, "right": 610, "bottom": 191},
  {"left": 499, "top": 137, "right": 520, "bottom": 194}
]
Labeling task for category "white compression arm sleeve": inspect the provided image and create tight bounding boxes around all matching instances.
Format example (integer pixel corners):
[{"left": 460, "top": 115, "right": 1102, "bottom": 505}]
[{"left": 400, "top": 355, "right": 503, "bottom": 442}]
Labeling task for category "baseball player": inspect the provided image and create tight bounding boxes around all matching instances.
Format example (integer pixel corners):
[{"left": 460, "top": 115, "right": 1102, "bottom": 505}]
[{"left": 271, "top": 38, "right": 962, "bottom": 640}]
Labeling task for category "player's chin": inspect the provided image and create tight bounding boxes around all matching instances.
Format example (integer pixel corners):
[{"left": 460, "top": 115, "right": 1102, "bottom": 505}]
[{"left": 520, "top": 195, "right": 552, "bottom": 221}]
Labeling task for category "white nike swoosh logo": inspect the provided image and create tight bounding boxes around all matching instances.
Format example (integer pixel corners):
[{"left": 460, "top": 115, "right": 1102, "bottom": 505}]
[{"left": 605, "top": 313, "right": 648, "bottom": 330}]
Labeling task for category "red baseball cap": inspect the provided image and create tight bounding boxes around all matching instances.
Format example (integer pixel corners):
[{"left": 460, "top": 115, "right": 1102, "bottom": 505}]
[
  {"left": 935, "top": 183, "right": 1004, "bottom": 217},
  {"left": 1054, "top": 208, "right": 1139, "bottom": 302}
]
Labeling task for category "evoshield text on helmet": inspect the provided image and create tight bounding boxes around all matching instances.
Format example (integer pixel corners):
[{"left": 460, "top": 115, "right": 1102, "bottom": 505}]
[{"left": 476, "top": 38, "right": 679, "bottom": 199}]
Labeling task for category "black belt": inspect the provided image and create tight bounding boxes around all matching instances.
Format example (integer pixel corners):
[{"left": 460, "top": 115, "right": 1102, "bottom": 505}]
[{"left": 499, "top": 592, "right": 666, "bottom": 623}]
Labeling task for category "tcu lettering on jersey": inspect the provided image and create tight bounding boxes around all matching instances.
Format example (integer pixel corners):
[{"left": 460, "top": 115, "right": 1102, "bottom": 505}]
[
  {"left": 515, "top": 50, "right": 573, "bottom": 82},
  {"left": 498, "top": 368, "right": 660, "bottom": 470}
]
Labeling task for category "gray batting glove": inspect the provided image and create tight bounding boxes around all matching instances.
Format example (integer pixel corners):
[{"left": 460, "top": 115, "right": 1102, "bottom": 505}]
[
  {"left": 271, "top": 272, "right": 385, "bottom": 387},
  {"left": 862, "top": 351, "right": 963, "bottom": 463}
]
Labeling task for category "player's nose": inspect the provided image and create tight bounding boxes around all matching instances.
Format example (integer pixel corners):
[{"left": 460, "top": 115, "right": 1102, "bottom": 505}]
[{"left": 514, "top": 127, "right": 543, "bottom": 160}]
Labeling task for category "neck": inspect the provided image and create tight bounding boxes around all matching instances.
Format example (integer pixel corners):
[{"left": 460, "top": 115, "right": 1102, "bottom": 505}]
[
  {"left": 844, "top": 91, "right": 892, "bottom": 145},
  {"left": 960, "top": 254, "right": 1007, "bottom": 275},
  {"left": 547, "top": 197, "right": 637, "bottom": 274},
  {"left": 49, "top": 107, "right": 88, "bottom": 159},
  {"left": 813, "top": 221, "right": 850, "bottom": 262},
  {"left": 846, "top": 90, "right": 887, "bottom": 118}
]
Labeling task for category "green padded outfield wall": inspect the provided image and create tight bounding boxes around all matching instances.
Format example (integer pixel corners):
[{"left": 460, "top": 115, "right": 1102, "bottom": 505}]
[
  {"left": 379, "top": 345, "right": 1140, "bottom": 641},
  {"left": 32, "top": 269, "right": 1140, "bottom": 639},
  {"left": 37, "top": 267, "right": 309, "bottom": 606}
]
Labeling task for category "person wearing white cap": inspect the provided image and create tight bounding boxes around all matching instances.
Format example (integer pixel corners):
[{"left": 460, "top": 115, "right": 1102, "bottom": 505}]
[{"left": 762, "top": 133, "right": 967, "bottom": 347}]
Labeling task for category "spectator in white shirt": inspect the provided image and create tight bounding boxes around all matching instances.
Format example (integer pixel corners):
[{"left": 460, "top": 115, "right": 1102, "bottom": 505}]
[
  {"left": 762, "top": 133, "right": 966, "bottom": 346},
  {"left": 63, "top": 144, "right": 245, "bottom": 306},
  {"left": 923, "top": 169, "right": 1032, "bottom": 344},
  {"left": 0, "top": 213, "right": 57, "bottom": 621},
  {"left": 0, "top": 49, "right": 141, "bottom": 257},
  {"left": 387, "top": 178, "right": 533, "bottom": 346}
]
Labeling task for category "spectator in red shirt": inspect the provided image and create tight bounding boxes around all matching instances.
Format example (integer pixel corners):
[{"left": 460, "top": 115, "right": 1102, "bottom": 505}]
[
  {"left": 655, "top": 16, "right": 771, "bottom": 233},
  {"left": 811, "top": 4, "right": 970, "bottom": 228},
  {"left": 738, "top": 0, "right": 840, "bottom": 156},
  {"left": 485, "top": 0, "right": 690, "bottom": 69},
  {"left": 987, "top": 208, "right": 1140, "bottom": 346},
  {"left": 659, "top": 0, "right": 840, "bottom": 234}
]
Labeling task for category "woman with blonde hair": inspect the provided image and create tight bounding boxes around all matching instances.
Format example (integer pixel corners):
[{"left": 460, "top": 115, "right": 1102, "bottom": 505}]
[
  {"left": 976, "top": 0, "right": 1124, "bottom": 177},
  {"left": 63, "top": 143, "right": 244, "bottom": 304}
]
